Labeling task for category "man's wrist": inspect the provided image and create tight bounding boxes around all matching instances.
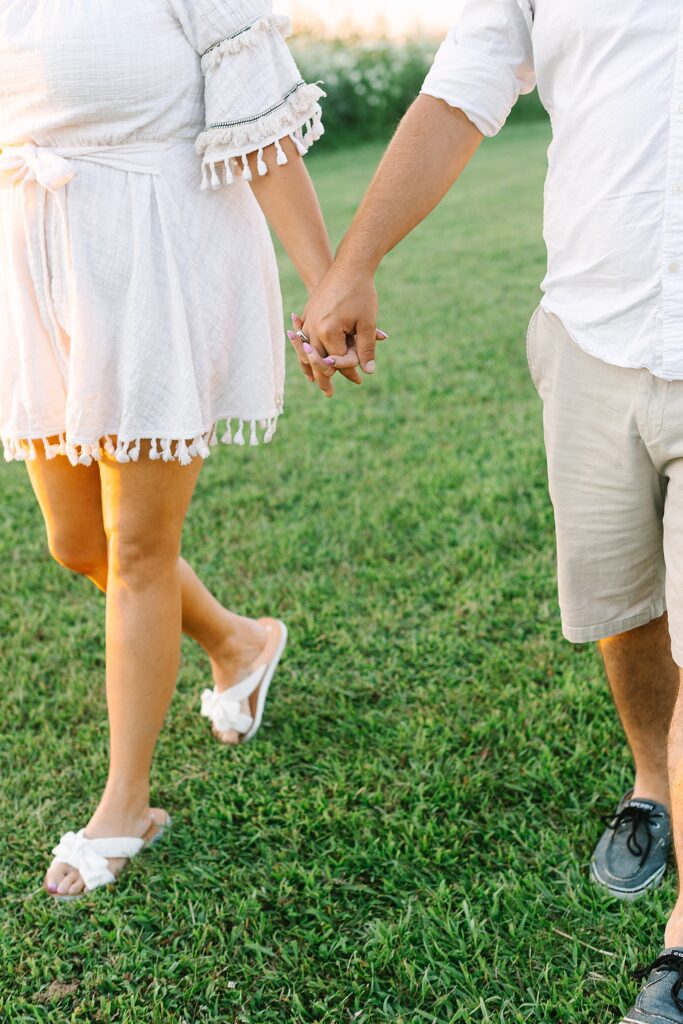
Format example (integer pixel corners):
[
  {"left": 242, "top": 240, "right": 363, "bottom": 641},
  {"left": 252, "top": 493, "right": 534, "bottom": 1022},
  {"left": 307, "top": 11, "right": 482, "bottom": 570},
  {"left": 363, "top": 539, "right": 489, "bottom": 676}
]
[{"left": 334, "top": 241, "right": 382, "bottom": 278}]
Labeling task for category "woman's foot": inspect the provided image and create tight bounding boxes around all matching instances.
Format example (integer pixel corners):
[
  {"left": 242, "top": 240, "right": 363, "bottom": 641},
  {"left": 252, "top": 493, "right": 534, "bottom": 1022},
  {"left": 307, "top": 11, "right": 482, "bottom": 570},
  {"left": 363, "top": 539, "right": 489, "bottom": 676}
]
[
  {"left": 45, "top": 801, "right": 168, "bottom": 897},
  {"left": 209, "top": 617, "right": 284, "bottom": 745}
]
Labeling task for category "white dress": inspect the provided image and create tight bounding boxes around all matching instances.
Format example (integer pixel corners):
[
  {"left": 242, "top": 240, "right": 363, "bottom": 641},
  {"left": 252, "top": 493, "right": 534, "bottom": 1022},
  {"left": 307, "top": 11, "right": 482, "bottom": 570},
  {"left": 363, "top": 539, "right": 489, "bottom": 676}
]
[{"left": 0, "top": 0, "right": 324, "bottom": 465}]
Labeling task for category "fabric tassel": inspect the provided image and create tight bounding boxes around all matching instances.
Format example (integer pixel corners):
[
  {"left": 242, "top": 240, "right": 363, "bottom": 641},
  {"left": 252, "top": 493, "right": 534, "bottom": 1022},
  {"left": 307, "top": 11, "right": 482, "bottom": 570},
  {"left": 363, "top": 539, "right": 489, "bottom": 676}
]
[
  {"left": 161, "top": 438, "right": 174, "bottom": 462},
  {"left": 264, "top": 419, "right": 274, "bottom": 444},
  {"left": 58, "top": 433, "right": 67, "bottom": 456},
  {"left": 210, "top": 162, "right": 221, "bottom": 190},
  {"left": 200, "top": 15, "right": 292, "bottom": 71},
  {"left": 241, "top": 154, "right": 252, "bottom": 181},
  {"left": 194, "top": 434, "right": 211, "bottom": 459},
  {"left": 115, "top": 440, "right": 130, "bottom": 464},
  {"left": 256, "top": 148, "right": 267, "bottom": 176},
  {"left": 249, "top": 420, "right": 259, "bottom": 447},
  {"left": 209, "top": 425, "right": 218, "bottom": 447},
  {"left": 223, "top": 161, "right": 235, "bottom": 186},
  {"left": 290, "top": 131, "right": 308, "bottom": 157},
  {"left": 149, "top": 438, "right": 160, "bottom": 460},
  {"left": 78, "top": 446, "right": 93, "bottom": 467},
  {"left": 42, "top": 437, "right": 56, "bottom": 460},
  {"left": 175, "top": 438, "right": 192, "bottom": 466},
  {"left": 27, "top": 438, "right": 36, "bottom": 459},
  {"left": 274, "top": 139, "right": 288, "bottom": 166},
  {"left": 221, "top": 421, "right": 233, "bottom": 445},
  {"left": 103, "top": 435, "right": 115, "bottom": 455},
  {"left": 233, "top": 420, "right": 245, "bottom": 446},
  {"left": 200, "top": 164, "right": 210, "bottom": 191},
  {"left": 129, "top": 438, "right": 141, "bottom": 462},
  {"left": 14, "top": 442, "right": 28, "bottom": 462}
]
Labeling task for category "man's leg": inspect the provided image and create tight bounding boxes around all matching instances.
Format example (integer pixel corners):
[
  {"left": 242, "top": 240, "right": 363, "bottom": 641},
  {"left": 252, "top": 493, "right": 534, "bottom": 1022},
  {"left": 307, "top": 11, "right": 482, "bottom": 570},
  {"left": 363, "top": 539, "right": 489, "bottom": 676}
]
[{"left": 600, "top": 614, "right": 678, "bottom": 809}]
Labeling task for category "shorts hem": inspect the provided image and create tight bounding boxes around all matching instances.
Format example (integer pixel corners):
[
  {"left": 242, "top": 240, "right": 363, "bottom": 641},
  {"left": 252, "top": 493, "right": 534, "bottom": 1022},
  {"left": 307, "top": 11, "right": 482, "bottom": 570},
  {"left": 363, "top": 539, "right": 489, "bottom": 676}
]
[{"left": 561, "top": 599, "right": 667, "bottom": 644}]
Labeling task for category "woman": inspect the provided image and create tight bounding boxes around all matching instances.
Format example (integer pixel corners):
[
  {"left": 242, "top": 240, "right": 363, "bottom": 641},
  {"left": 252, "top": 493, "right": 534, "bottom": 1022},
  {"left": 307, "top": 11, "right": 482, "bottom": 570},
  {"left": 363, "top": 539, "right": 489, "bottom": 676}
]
[{"left": 0, "top": 0, "right": 355, "bottom": 899}]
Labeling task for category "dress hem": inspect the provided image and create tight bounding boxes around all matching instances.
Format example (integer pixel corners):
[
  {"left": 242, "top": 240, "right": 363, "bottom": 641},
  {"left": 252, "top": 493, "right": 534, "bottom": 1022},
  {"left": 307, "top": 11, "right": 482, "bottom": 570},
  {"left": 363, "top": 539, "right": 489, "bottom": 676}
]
[{"left": 2, "top": 411, "right": 282, "bottom": 467}]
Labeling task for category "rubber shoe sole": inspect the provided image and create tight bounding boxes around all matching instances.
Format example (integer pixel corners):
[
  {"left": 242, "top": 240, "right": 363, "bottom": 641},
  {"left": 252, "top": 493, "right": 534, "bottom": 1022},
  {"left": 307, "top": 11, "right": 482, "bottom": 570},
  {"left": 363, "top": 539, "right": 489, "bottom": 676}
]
[{"left": 590, "top": 860, "right": 666, "bottom": 901}]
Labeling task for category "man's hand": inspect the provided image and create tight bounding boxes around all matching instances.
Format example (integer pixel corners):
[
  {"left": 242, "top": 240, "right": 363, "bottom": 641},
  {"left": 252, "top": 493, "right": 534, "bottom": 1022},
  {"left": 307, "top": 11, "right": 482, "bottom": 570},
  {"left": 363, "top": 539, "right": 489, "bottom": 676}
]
[
  {"left": 304, "top": 261, "right": 380, "bottom": 374},
  {"left": 287, "top": 262, "right": 383, "bottom": 397}
]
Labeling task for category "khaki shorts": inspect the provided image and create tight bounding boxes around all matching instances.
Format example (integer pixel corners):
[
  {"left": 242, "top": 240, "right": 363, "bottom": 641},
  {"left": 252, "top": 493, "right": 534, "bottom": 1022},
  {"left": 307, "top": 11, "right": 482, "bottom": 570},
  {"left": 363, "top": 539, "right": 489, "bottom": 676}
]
[{"left": 526, "top": 305, "right": 683, "bottom": 661}]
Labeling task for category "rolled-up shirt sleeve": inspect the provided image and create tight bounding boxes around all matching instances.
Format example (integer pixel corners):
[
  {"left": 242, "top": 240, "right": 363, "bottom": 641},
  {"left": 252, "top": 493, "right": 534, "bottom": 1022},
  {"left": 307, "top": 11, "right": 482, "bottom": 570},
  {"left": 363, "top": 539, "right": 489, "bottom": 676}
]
[{"left": 421, "top": 0, "right": 535, "bottom": 137}]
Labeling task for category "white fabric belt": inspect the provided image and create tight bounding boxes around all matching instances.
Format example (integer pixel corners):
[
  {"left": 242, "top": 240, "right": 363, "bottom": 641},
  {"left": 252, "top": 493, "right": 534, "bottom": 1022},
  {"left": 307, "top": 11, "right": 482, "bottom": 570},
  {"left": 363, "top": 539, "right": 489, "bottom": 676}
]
[
  {"left": 0, "top": 142, "right": 169, "bottom": 381},
  {"left": 0, "top": 142, "right": 165, "bottom": 192}
]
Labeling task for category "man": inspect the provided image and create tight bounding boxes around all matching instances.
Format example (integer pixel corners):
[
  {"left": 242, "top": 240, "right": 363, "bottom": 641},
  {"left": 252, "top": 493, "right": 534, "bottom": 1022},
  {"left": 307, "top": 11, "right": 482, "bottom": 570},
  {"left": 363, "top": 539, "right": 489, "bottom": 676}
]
[{"left": 288, "top": 2, "right": 683, "bottom": 1020}]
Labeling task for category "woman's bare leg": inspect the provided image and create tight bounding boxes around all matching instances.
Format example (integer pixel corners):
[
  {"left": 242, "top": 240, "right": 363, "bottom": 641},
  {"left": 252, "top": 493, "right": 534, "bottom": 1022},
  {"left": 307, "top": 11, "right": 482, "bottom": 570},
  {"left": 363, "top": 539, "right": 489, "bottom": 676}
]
[
  {"left": 43, "top": 446, "right": 203, "bottom": 893},
  {"left": 26, "top": 449, "right": 267, "bottom": 693}
]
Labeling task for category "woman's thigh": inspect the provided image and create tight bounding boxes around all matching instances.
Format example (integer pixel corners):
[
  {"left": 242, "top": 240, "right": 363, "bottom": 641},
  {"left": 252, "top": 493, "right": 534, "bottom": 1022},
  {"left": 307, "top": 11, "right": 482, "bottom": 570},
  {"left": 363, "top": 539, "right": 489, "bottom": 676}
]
[
  {"left": 98, "top": 443, "right": 202, "bottom": 575},
  {"left": 25, "top": 441, "right": 108, "bottom": 575}
]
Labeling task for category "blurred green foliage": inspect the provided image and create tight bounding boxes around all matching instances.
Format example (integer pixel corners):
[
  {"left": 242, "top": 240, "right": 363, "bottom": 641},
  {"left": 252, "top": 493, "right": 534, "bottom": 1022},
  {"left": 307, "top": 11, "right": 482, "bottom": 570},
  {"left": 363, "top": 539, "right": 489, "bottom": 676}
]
[{"left": 292, "top": 36, "right": 548, "bottom": 148}]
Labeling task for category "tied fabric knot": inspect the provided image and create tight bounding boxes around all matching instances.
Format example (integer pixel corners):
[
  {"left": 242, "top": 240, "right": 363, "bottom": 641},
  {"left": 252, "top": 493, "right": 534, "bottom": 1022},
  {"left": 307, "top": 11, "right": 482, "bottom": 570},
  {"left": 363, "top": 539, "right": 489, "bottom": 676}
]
[
  {"left": 200, "top": 687, "right": 253, "bottom": 734},
  {"left": 0, "top": 144, "right": 76, "bottom": 192},
  {"left": 51, "top": 828, "right": 146, "bottom": 891},
  {"left": 51, "top": 830, "right": 116, "bottom": 890}
]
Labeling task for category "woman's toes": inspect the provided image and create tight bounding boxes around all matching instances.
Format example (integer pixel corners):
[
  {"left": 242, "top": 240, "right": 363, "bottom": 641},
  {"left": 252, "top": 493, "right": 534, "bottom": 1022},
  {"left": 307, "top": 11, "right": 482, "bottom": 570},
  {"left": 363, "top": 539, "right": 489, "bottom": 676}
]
[
  {"left": 57, "top": 868, "right": 81, "bottom": 896},
  {"left": 45, "top": 863, "right": 68, "bottom": 893},
  {"left": 67, "top": 874, "right": 86, "bottom": 896},
  {"left": 214, "top": 726, "right": 241, "bottom": 746}
]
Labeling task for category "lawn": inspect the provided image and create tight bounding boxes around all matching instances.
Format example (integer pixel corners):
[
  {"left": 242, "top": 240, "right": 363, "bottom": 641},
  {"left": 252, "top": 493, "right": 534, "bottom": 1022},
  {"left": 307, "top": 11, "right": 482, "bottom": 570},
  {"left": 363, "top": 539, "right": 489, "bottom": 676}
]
[{"left": 0, "top": 121, "right": 665, "bottom": 1023}]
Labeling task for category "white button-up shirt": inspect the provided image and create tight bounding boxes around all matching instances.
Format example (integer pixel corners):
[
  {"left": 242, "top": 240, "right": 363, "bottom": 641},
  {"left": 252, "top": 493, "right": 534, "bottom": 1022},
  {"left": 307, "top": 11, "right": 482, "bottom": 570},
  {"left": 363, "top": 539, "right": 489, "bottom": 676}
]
[{"left": 422, "top": 1, "right": 683, "bottom": 380}]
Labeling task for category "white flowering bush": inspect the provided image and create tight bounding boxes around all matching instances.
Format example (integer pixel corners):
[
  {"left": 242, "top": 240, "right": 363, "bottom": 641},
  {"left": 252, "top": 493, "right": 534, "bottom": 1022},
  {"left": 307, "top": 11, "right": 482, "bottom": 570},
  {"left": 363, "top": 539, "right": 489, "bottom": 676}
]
[{"left": 292, "top": 36, "right": 547, "bottom": 147}]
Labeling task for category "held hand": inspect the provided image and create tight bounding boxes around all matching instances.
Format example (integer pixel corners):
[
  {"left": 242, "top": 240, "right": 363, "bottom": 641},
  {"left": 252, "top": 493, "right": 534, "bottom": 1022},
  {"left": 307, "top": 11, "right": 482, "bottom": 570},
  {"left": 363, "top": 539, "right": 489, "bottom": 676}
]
[
  {"left": 287, "top": 263, "right": 385, "bottom": 397},
  {"left": 288, "top": 317, "right": 389, "bottom": 397}
]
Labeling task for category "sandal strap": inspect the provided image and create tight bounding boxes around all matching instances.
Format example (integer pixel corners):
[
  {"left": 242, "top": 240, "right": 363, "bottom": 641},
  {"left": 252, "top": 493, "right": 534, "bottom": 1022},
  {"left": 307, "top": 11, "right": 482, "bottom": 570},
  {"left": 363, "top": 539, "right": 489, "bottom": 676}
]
[
  {"left": 200, "top": 663, "right": 269, "bottom": 734},
  {"left": 200, "top": 686, "right": 254, "bottom": 734},
  {"left": 51, "top": 829, "right": 145, "bottom": 891}
]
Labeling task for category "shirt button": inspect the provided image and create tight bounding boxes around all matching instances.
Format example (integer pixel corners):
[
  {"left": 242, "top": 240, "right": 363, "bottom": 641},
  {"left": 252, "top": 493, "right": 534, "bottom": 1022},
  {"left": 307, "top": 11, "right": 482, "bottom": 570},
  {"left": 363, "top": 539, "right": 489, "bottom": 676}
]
[
  {"left": 670, "top": 261, "right": 681, "bottom": 273},
  {"left": 675, "top": 184, "right": 683, "bottom": 194}
]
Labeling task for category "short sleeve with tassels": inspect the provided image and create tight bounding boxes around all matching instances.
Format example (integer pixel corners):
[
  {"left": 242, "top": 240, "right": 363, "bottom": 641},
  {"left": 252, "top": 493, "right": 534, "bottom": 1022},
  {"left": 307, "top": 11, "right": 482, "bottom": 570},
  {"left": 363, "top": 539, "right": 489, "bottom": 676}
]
[{"left": 174, "top": 0, "right": 324, "bottom": 189}]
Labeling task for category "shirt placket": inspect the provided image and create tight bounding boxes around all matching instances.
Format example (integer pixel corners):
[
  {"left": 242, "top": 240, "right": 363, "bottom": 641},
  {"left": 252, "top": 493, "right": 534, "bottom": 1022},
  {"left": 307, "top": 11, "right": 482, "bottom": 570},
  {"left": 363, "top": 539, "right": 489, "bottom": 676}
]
[{"left": 661, "top": 12, "right": 683, "bottom": 378}]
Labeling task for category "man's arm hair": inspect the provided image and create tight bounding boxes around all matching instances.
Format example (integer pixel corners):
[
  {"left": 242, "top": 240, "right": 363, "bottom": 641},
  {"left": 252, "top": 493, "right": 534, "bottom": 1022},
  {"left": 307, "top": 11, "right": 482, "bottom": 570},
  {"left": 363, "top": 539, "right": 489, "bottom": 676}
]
[{"left": 335, "top": 93, "right": 484, "bottom": 275}]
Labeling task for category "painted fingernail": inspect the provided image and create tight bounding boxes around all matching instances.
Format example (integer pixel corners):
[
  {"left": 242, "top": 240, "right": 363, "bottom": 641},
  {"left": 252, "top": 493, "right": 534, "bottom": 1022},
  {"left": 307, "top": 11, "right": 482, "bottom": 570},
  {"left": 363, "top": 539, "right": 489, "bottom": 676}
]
[
  {"left": 302, "top": 342, "right": 313, "bottom": 353},
  {"left": 325, "top": 357, "right": 336, "bottom": 366},
  {"left": 377, "top": 330, "right": 389, "bottom": 340},
  {"left": 47, "top": 883, "right": 58, "bottom": 893},
  {"left": 287, "top": 330, "right": 296, "bottom": 341},
  {"left": 365, "top": 360, "right": 376, "bottom": 373},
  {"left": 290, "top": 313, "right": 299, "bottom": 325}
]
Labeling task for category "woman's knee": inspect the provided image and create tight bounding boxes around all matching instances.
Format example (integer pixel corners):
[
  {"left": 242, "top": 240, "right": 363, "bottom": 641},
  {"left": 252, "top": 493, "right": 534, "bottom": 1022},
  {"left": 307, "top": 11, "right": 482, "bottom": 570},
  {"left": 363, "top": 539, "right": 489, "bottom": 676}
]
[
  {"left": 48, "top": 528, "right": 108, "bottom": 578},
  {"left": 106, "top": 529, "right": 181, "bottom": 588}
]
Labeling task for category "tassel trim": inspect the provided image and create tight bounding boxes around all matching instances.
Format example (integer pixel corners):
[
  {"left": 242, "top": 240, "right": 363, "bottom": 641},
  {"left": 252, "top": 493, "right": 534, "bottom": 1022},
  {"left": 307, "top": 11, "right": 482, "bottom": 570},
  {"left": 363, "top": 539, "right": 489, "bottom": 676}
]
[
  {"left": 197, "top": 83, "right": 325, "bottom": 188},
  {"left": 201, "top": 14, "right": 292, "bottom": 71},
  {"left": 2, "top": 410, "right": 282, "bottom": 466}
]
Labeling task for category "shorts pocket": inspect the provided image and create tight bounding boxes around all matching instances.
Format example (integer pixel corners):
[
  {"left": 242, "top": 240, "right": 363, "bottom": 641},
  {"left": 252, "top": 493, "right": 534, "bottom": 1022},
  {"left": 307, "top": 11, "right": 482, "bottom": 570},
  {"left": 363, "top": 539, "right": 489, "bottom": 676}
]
[{"left": 525, "top": 303, "right": 542, "bottom": 393}]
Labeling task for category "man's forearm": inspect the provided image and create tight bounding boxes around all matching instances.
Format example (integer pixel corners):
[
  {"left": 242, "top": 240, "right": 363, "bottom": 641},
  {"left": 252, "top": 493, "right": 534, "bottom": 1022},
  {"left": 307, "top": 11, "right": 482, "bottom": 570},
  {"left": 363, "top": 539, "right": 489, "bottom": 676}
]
[{"left": 335, "top": 95, "right": 483, "bottom": 274}]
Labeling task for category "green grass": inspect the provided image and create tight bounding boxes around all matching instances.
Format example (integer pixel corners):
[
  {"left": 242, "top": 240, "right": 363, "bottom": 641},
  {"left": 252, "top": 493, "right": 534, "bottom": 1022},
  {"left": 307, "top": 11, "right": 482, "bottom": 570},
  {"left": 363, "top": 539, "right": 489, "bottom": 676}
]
[{"left": 0, "top": 122, "right": 667, "bottom": 1022}]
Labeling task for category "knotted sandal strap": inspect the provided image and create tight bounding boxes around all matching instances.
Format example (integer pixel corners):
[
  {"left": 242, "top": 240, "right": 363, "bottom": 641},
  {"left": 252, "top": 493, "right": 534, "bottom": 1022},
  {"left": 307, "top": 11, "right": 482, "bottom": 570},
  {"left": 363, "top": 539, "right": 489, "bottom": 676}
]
[
  {"left": 200, "top": 663, "right": 267, "bottom": 735},
  {"left": 51, "top": 829, "right": 146, "bottom": 891}
]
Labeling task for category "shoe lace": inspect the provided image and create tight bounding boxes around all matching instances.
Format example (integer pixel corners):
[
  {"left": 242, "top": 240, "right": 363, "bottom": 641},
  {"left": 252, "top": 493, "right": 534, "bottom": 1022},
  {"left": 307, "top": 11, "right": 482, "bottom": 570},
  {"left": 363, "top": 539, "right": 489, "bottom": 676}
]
[
  {"left": 603, "top": 804, "right": 663, "bottom": 867},
  {"left": 633, "top": 954, "right": 683, "bottom": 1012}
]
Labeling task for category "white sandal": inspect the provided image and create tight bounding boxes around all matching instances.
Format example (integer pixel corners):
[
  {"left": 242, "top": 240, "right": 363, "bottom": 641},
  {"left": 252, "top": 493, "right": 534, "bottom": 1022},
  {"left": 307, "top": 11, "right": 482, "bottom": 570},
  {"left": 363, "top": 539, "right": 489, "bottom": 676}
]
[
  {"left": 200, "top": 619, "right": 288, "bottom": 743},
  {"left": 47, "top": 815, "right": 171, "bottom": 898}
]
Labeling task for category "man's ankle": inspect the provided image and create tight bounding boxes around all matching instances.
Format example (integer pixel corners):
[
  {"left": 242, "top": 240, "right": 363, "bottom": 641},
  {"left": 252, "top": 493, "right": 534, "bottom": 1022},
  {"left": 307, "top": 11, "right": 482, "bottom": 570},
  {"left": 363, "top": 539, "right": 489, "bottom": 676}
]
[
  {"left": 632, "top": 776, "right": 670, "bottom": 810},
  {"left": 665, "top": 904, "right": 683, "bottom": 949}
]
